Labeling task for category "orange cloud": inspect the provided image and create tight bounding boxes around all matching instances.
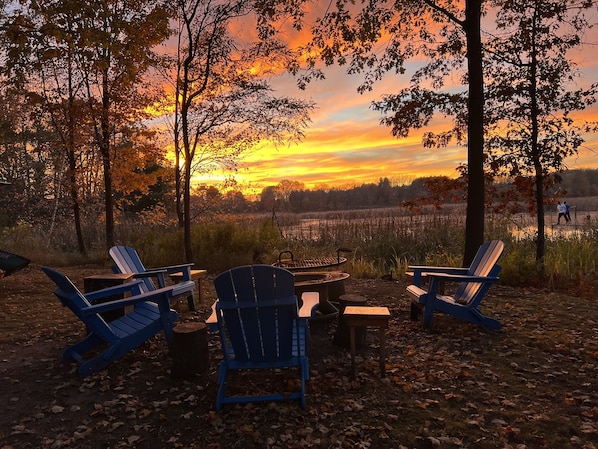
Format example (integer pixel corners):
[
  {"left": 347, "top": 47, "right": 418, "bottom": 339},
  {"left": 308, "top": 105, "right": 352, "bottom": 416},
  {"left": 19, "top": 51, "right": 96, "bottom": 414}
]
[{"left": 191, "top": 6, "right": 598, "bottom": 197}]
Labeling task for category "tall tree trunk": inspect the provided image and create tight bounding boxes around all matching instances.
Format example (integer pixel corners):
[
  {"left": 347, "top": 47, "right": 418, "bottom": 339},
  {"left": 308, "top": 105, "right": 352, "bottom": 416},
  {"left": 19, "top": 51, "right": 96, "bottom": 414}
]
[
  {"left": 180, "top": 62, "right": 193, "bottom": 262},
  {"left": 175, "top": 137, "right": 184, "bottom": 228},
  {"left": 174, "top": 34, "right": 184, "bottom": 228},
  {"left": 463, "top": 0, "right": 485, "bottom": 266},
  {"left": 68, "top": 157, "right": 86, "bottom": 255},
  {"left": 179, "top": 21, "right": 194, "bottom": 262},
  {"left": 534, "top": 169, "right": 545, "bottom": 267},
  {"left": 101, "top": 148, "right": 115, "bottom": 250},
  {"left": 181, "top": 88, "right": 193, "bottom": 261},
  {"left": 101, "top": 68, "right": 115, "bottom": 250},
  {"left": 66, "top": 46, "right": 86, "bottom": 255},
  {"left": 529, "top": 5, "right": 545, "bottom": 268},
  {"left": 183, "top": 157, "right": 193, "bottom": 262}
]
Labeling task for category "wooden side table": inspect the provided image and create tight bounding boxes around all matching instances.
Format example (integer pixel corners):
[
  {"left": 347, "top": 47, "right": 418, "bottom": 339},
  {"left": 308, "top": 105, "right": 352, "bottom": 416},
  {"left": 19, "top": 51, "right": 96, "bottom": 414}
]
[
  {"left": 343, "top": 306, "right": 391, "bottom": 379},
  {"left": 169, "top": 269, "right": 207, "bottom": 309},
  {"left": 83, "top": 273, "right": 134, "bottom": 322}
]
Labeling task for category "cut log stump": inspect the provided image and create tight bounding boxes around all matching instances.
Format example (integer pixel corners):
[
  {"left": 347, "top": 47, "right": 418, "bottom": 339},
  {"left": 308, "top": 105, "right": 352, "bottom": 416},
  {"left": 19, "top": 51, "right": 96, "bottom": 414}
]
[
  {"left": 334, "top": 294, "right": 367, "bottom": 349},
  {"left": 171, "top": 322, "right": 209, "bottom": 379}
]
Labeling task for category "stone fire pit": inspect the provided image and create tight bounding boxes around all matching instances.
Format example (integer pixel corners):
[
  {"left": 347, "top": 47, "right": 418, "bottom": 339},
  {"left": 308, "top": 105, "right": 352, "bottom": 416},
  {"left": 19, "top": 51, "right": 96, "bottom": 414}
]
[{"left": 293, "top": 271, "right": 350, "bottom": 320}]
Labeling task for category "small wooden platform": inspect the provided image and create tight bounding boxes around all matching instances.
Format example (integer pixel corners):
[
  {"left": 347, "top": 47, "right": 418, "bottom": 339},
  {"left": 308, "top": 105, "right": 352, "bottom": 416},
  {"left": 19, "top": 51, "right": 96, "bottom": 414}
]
[
  {"left": 343, "top": 306, "right": 390, "bottom": 379},
  {"left": 83, "top": 273, "right": 135, "bottom": 322},
  {"left": 169, "top": 269, "right": 207, "bottom": 306}
]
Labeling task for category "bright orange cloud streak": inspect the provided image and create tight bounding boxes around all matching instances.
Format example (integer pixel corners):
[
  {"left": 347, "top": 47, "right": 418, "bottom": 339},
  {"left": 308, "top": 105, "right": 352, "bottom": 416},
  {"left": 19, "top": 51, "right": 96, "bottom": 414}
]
[{"left": 193, "top": 7, "right": 598, "bottom": 198}]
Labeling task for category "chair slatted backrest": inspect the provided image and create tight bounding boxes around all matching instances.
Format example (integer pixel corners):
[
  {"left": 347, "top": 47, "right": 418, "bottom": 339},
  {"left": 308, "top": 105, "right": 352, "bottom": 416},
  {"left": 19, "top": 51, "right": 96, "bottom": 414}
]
[
  {"left": 109, "top": 246, "right": 154, "bottom": 293},
  {"left": 41, "top": 267, "right": 116, "bottom": 342},
  {"left": 214, "top": 265, "right": 298, "bottom": 363},
  {"left": 454, "top": 240, "right": 504, "bottom": 304},
  {"left": 0, "top": 250, "right": 30, "bottom": 276}
]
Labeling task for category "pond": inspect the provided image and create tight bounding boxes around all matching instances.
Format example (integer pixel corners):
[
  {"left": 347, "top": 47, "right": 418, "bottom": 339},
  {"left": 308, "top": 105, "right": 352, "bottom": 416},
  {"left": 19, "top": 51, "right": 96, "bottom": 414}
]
[
  {"left": 277, "top": 207, "right": 598, "bottom": 243},
  {"left": 509, "top": 209, "right": 595, "bottom": 240}
]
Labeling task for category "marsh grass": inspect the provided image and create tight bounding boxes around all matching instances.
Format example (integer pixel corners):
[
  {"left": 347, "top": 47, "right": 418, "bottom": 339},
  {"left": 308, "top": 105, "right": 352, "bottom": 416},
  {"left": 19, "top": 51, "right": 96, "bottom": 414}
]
[{"left": 3, "top": 206, "right": 598, "bottom": 291}]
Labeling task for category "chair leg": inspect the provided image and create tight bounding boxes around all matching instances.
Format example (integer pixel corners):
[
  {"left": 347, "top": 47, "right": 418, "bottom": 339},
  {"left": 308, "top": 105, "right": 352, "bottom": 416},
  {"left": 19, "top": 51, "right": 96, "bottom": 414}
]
[
  {"left": 422, "top": 304, "right": 435, "bottom": 329},
  {"left": 77, "top": 341, "right": 123, "bottom": 378},
  {"left": 410, "top": 303, "right": 422, "bottom": 321},
  {"left": 469, "top": 309, "right": 502, "bottom": 329},
  {"left": 63, "top": 333, "right": 103, "bottom": 364},
  {"left": 215, "top": 363, "right": 228, "bottom": 412},
  {"left": 300, "top": 363, "right": 307, "bottom": 408},
  {"left": 79, "top": 354, "right": 112, "bottom": 378},
  {"left": 186, "top": 293, "right": 196, "bottom": 311}
]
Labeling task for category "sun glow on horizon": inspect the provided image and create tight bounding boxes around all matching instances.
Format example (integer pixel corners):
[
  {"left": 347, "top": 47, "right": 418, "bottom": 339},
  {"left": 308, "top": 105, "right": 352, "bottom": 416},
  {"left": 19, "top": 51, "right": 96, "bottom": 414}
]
[{"left": 163, "top": 5, "right": 598, "bottom": 200}]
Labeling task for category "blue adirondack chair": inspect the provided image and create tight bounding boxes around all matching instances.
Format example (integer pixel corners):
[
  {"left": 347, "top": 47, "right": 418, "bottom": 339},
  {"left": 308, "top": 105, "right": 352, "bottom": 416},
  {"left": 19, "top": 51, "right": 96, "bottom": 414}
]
[
  {"left": 0, "top": 249, "right": 30, "bottom": 277},
  {"left": 213, "top": 265, "right": 313, "bottom": 411},
  {"left": 109, "top": 245, "right": 197, "bottom": 311},
  {"left": 42, "top": 266, "right": 192, "bottom": 378},
  {"left": 406, "top": 240, "right": 504, "bottom": 329}
]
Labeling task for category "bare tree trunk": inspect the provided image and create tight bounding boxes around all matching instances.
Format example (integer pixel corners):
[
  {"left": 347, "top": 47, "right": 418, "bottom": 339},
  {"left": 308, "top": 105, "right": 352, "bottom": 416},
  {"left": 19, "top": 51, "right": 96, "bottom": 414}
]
[
  {"left": 68, "top": 159, "right": 86, "bottom": 254},
  {"left": 180, "top": 50, "right": 194, "bottom": 262},
  {"left": 183, "top": 157, "right": 193, "bottom": 262},
  {"left": 463, "top": 0, "right": 485, "bottom": 266},
  {"left": 529, "top": 6, "right": 545, "bottom": 268},
  {"left": 66, "top": 47, "right": 86, "bottom": 255},
  {"left": 174, "top": 29, "right": 185, "bottom": 229},
  {"left": 101, "top": 68, "right": 115, "bottom": 250},
  {"left": 175, "top": 139, "right": 184, "bottom": 228}
]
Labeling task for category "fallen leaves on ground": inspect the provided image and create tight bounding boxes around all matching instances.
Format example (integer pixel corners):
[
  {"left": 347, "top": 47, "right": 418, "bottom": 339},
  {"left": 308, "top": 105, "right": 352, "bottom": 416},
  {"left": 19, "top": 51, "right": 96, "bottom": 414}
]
[{"left": 1, "top": 266, "right": 597, "bottom": 448}]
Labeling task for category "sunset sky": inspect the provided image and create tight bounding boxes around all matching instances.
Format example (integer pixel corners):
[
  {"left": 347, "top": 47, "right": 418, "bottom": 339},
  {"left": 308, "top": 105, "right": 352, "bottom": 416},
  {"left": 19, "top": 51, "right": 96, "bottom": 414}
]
[{"left": 195, "top": 7, "right": 598, "bottom": 198}]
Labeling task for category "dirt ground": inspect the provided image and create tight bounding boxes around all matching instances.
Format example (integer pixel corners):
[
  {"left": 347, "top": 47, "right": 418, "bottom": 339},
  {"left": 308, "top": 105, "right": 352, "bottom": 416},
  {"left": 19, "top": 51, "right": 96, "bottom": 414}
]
[{"left": 1, "top": 264, "right": 597, "bottom": 449}]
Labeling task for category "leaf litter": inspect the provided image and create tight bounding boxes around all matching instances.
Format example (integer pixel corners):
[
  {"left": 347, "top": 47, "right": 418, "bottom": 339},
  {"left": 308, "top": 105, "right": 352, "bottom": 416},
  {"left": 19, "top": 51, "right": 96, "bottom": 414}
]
[{"left": 1, "top": 266, "right": 597, "bottom": 448}]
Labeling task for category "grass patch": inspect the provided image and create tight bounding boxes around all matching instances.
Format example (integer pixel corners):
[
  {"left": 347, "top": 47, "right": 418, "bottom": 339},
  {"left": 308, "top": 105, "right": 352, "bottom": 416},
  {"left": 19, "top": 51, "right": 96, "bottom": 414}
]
[{"left": 3, "top": 208, "right": 598, "bottom": 294}]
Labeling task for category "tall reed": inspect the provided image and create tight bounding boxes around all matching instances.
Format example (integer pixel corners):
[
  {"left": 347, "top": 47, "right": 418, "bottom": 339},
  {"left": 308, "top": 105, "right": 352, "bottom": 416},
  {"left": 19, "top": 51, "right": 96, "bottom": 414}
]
[{"left": 3, "top": 207, "right": 598, "bottom": 292}]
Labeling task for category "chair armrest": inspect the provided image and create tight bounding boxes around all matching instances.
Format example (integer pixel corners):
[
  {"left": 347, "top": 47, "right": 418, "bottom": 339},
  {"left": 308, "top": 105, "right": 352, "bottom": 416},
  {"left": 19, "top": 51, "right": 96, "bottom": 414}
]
[
  {"left": 84, "top": 280, "right": 145, "bottom": 302},
  {"left": 155, "top": 263, "right": 194, "bottom": 274},
  {"left": 170, "top": 280, "right": 195, "bottom": 297},
  {"left": 421, "top": 273, "right": 499, "bottom": 298},
  {"left": 206, "top": 302, "right": 218, "bottom": 331},
  {"left": 299, "top": 292, "right": 319, "bottom": 319},
  {"left": 408, "top": 266, "right": 468, "bottom": 274},
  {"left": 81, "top": 284, "right": 178, "bottom": 316},
  {"left": 153, "top": 263, "right": 194, "bottom": 283},
  {"left": 132, "top": 269, "right": 168, "bottom": 288},
  {"left": 206, "top": 295, "right": 309, "bottom": 331},
  {"left": 421, "top": 272, "right": 500, "bottom": 308},
  {"left": 134, "top": 269, "right": 167, "bottom": 277},
  {"left": 407, "top": 266, "right": 468, "bottom": 286},
  {"left": 423, "top": 272, "right": 499, "bottom": 284}
]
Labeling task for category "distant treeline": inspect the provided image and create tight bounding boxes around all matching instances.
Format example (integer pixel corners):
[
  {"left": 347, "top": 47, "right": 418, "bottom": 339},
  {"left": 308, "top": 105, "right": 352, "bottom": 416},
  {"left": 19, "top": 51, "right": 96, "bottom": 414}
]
[
  {"left": 265, "top": 169, "right": 598, "bottom": 213},
  {"left": 3, "top": 168, "right": 597, "bottom": 229}
]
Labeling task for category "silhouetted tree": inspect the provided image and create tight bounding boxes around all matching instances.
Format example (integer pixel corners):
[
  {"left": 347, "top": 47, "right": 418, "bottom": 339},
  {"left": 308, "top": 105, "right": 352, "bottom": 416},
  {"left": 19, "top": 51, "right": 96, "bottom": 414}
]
[
  {"left": 484, "top": 0, "right": 598, "bottom": 266},
  {"left": 258, "top": 0, "right": 486, "bottom": 265},
  {"left": 3, "top": 0, "right": 173, "bottom": 250},
  {"left": 173, "top": 0, "right": 313, "bottom": 261}
]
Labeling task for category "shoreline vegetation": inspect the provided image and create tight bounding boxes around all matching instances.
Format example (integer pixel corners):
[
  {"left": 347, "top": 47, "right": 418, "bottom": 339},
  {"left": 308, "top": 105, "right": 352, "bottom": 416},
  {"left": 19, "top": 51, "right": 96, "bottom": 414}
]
[{"left": 3, "top": 200, "right": 598, "bottom": 293}]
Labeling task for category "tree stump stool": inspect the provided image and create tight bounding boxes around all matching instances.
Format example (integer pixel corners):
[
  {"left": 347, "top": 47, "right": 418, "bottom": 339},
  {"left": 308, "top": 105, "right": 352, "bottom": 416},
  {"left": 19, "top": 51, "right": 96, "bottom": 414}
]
[
  {"left": 334, "top": 294, "right": 367, "bottom": 348},
  {"left": 171, "top": 322, "right": 209, "bottom": 379}
]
